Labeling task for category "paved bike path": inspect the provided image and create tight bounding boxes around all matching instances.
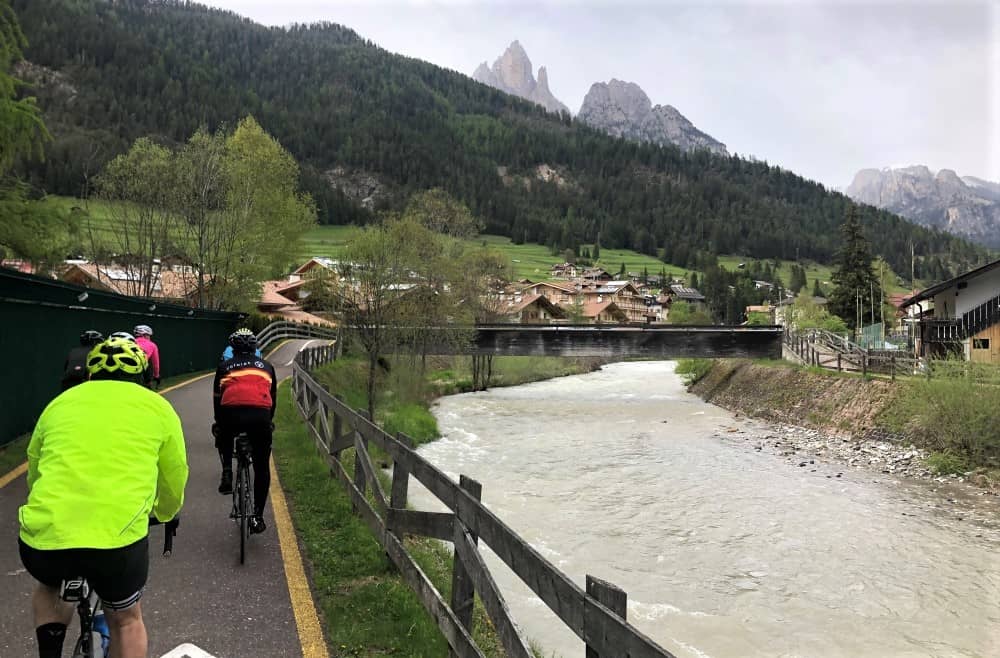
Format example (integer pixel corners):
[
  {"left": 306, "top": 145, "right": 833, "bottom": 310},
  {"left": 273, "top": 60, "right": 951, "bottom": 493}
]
[{"left": 0, "top": 340, "right": 319, "bottom": 658}]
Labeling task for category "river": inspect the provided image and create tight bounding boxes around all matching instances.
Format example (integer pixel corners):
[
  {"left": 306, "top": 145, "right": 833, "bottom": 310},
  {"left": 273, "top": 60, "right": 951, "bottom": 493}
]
[{"left": 407, "top": 361, "right": 1000, "bottom": 658}]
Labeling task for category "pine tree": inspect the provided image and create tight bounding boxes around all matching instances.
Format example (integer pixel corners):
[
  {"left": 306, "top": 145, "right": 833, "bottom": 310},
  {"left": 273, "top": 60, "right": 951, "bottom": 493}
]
[
  {"left": 812, "top": 278, "right": 823, "bottom": 297},
  {"left": 828, "top": 207, "right": 880, "bottom": 329}
]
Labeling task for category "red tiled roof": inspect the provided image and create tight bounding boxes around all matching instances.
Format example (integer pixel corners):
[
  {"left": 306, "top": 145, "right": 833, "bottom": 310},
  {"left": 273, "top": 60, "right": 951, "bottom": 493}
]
[
  {"left": 61, "top": 263, "right": 200, "bottom": 300},
  {"left": 260, "top": 280, "right": 297, "bottom": 308}
]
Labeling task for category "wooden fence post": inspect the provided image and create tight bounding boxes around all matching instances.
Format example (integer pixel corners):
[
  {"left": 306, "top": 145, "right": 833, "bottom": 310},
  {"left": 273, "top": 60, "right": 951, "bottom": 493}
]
[
  {"left": 862, "top": 354, "right": 868, "bottom": 378},
  {"left": 450, "top": 475, "right": 482, "bottom": 657},
  {"left": 585, "top": 575, "right": 628, "bottom": 658},
  {"left": 890, "top": 355, "right": 896, "bottom": 382},
  {"left": 389, "top": 433, "right": 414, "bottom": 541},
  {"left": 837, "top": 353, "right": 841, "bottom": 371},
  {"left": 332, "top": 395, "right": 344, "bottom": 460},
  {"left": 353, "top": 410, "right": 370, "bottom": 496}
]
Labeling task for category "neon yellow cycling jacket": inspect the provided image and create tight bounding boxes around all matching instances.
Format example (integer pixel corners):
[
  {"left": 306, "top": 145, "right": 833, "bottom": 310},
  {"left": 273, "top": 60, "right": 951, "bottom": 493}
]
[{"left": 19, "top": 380, "right": 188, "bottom": 550}]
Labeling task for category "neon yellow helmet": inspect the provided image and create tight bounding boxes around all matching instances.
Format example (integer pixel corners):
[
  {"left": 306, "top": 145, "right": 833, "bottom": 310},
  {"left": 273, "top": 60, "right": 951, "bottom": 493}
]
[{"left": 87, "top": 337, "right": 148, "bottom": 377}]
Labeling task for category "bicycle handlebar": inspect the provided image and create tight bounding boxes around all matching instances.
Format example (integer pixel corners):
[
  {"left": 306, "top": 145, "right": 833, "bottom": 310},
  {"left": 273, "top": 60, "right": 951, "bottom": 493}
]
[{"left": 148, "top": 516, "right": 180, "bottom": 557}]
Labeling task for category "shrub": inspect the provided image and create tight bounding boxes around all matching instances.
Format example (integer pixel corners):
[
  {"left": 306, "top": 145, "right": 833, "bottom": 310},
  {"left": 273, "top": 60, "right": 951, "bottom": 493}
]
[
  {"left": 925, "top": 452, "right": 969, "bottom": 476},
  {"left": 879, "top": 378, "right": 1000, "bottom": 468},
  {"left": 675, "top": 358, "right": 713, "bottom": 384}
]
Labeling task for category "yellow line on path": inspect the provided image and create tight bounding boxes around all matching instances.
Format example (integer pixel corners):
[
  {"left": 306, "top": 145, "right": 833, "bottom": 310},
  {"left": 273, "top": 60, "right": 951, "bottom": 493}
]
[
  {"left": 0, "top": 462, "right": 27, "bottom": 489},
  {"left": 270, "top": 457, "right": 329, "bottom": 658},
  {"left": 159, "top": 371, "right": 215, "bottom": 395}
]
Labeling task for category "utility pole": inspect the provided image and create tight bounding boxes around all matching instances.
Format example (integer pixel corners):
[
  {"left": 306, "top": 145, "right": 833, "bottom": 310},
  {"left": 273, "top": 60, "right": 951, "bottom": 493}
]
[
  {"left": 911, "top": 241, "right": 915, "bottom": 293},
  {"left": 870, "top": 280, "right": 875, "bottom": 333}
]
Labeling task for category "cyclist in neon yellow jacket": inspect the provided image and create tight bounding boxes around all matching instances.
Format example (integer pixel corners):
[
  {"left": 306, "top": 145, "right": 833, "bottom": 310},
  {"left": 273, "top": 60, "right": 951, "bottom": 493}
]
[{"left": 18, "top": 337, "right": 188, "bottom": 658}]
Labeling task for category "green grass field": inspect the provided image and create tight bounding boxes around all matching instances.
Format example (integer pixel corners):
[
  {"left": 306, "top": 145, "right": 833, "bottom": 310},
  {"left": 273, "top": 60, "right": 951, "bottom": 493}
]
[
  {"left": 51, "top": 195, "right": 912, "bottom": 293},
  {"left": 302, "top": 226, "right": 911, "bottom": 292}
]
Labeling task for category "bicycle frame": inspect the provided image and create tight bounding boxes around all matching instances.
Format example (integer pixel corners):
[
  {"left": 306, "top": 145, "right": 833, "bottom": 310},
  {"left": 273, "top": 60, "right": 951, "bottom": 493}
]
[
  {"left": 59, "top": 578, "right": 103, "bottom": 658},
  {"left": 60, "top": 521, "right": 178, "bottom": 658}
]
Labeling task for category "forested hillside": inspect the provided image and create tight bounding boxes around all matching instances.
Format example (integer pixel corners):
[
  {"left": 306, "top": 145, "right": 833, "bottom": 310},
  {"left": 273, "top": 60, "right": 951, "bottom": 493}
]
[{"left": 11, "top": 0, "right": 989, "bottom": 280}]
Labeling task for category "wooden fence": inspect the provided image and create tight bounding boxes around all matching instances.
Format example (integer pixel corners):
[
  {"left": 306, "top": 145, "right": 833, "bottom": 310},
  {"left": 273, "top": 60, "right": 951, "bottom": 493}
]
[
  {"left": 783, "top": 328, "right": 1000, "bottom": 383},
  {"left": 291, "top": 344, "right": 678, "bottom": 657}
]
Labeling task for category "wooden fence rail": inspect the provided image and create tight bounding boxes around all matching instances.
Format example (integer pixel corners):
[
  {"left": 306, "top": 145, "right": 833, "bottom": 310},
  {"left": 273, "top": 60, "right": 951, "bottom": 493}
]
[
  {"left": 782, "top": 327, "right": 1000, "bottom": 383},
  {"left": 291, "top": 344, "right": 678, "bottom": 658}
]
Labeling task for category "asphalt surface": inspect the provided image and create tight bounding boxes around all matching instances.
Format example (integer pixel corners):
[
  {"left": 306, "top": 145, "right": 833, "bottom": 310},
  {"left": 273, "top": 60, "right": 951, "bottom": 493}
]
[{"left": 0, "top": 340, "right": 315, "bottom": 658}]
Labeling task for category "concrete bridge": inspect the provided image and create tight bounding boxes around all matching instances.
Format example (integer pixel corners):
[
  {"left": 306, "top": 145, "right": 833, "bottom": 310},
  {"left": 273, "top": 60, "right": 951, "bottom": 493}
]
[{"left": 467, "top": 324, "right": 783, "bottom": 359}]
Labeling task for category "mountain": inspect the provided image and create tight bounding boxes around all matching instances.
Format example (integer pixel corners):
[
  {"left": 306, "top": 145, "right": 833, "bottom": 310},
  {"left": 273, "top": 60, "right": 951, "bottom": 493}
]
[
  {"left": 846, "top": 166, "right": 1000, "bottom": 247},
  {"left": 472, "top": 41, "right": 569, "bottom": 115},
  {"left": 578, "top": 79, "right": 727, "bottom": 155},
  {"left": 10, "top": 0, "right": 988, "bottom": 283}
]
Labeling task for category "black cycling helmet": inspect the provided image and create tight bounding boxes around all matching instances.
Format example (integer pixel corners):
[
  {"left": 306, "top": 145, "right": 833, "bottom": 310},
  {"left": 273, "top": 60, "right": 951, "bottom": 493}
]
[
  {"left": 228, "top": 328, "right": 258, "bottom": 353},
  {"left": 80, "top": 330, "right": 104, "bottom": 347}
]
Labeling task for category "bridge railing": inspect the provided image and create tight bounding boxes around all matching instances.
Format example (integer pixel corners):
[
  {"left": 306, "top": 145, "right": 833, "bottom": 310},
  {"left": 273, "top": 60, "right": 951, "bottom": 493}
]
[
  {"left": 256, "top": 320, "right": 339, "bottom": 352},
  {"left": 291, "top": 344, "right": 678, "bottom": 658}
]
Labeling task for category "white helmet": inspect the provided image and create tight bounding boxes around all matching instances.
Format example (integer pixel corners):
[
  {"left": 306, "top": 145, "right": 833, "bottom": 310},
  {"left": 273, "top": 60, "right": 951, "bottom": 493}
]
[
  {"left": 133, "top": 324, "right": 153, "bottom": 337},
  {"left": 110, "top": 331, "right": 136, "bottom": 342}
]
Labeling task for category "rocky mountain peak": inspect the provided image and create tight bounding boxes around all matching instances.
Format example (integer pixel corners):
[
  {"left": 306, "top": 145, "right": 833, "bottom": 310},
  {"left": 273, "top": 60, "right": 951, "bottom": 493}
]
[
  {"left": 578, "top": 79, "right": 726, "bottom": 155},
  {"left": 846, "top": 166, "right": 1000, "bottom": 247},
  {"left": 935, "top": 168, "right": 964, "bottom": 188},
  {"left": 471, "top": 41, "right": 569, "bottom": 115}
]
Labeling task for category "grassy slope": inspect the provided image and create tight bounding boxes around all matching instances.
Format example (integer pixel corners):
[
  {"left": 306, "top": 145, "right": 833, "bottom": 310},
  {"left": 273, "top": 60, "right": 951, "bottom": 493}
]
[
  {"left": 272, "top": 353, "right": 603, "bottom": 655},
  {"left": 50, "top": 194, "right": 910, "bottom": 293}
]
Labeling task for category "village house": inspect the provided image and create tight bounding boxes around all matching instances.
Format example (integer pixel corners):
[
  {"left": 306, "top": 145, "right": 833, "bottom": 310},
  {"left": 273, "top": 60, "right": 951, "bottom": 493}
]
[
  {"left": 549, "top": 262, "right": 578, "bottom": 278},
  {"left": 61, "top": 261, "right": 199, "bottom": 304},
  {"left": 0, "top": 259, "right": 35, "bottom": 274},
  {"left": 899, "top": 258, "right": 1000, "bottom": 364},
  {"left": 580, "top": 280, "right": 647, "bottom": 323},
  {"left": 668, "top": 284, "right": 707, "bottom": 311},
  {"left": 580, "top": 298, "right": 628, "bottom": 324},
  {"left": 500, "top": 293, "right": 566, "bottom": 324},
  {"left": 745, "top": 304, "right": 775, "bottom": 323},
  {"left": 293, "top": 256, "right": 339, "bottom": 276},
  {"left": 520, "top": 280, "right": 580, "bottom": 305},
  {"left": 580, "top": 267, "right": 612, "bottom": 282}
]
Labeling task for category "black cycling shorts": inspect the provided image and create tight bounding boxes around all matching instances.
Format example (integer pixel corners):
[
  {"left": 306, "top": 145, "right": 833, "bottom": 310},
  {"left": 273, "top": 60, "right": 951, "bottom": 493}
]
[{"left": 18, "top": 537, "right": 149, "bottom": 611}]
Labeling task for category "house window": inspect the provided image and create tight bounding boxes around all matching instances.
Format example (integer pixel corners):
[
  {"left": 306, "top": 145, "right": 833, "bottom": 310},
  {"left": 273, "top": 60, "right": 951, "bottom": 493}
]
[{"left": 973, "top": 338, "right": 990, "bottom": 349}]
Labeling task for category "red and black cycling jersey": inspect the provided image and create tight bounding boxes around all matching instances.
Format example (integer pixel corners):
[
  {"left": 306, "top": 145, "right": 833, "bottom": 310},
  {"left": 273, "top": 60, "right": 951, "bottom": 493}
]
[{"left": 213, "top": 353, "right": 277, "bottom": 418}]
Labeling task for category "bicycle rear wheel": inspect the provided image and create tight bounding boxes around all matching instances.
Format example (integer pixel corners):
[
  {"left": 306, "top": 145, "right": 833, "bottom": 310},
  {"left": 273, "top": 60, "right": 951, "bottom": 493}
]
[{"left": 237, "top": 461, "right": 248, "bottom": 564}]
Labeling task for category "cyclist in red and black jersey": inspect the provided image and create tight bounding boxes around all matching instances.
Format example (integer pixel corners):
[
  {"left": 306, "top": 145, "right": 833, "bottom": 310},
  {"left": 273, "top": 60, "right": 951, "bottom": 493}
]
[{"left": 212, "top": 328, "right": 277, "bottom": 535}]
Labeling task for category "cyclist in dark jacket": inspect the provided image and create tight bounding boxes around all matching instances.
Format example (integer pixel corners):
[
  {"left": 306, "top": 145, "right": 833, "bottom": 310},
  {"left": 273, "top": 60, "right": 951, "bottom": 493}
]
[
  {"left": 213, "top": 328, "right": 277, "bottom": 535},
  {"left": 61, "top": 330, "right": 103, "bottom": 391}
]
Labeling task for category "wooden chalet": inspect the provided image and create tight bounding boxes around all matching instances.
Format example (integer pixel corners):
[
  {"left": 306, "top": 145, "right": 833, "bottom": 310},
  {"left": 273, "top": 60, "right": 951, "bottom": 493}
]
[{"left": 900, "top": 258, "right": 1000, "bottom": 364}]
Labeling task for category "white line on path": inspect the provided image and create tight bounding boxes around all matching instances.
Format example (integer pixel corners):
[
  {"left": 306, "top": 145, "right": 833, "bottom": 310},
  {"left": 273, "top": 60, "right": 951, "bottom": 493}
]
[
  {"left": 160, "top": 643, "right": 216, "bottom": 658},
  {"left": 284, "top": 340, "right": 317, "bottom": 366}
]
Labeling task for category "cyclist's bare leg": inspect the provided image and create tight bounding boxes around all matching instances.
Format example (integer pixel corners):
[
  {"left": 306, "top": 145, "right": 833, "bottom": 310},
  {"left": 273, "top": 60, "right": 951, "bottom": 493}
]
[
  {"left": 106, "top": 602, "right": 147, "bottom": 658},
  {"left": 31, "top": 584, "right": 73, "bottom": 627},
  {"left": 31, "top": 584, "right": 73, "bottom": 657}
]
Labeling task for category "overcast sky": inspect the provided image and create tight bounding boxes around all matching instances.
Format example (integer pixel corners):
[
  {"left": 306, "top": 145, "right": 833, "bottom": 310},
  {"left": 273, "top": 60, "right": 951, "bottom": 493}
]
[{"left": 204, "top": 0, "right": 999, "bottom": 189}]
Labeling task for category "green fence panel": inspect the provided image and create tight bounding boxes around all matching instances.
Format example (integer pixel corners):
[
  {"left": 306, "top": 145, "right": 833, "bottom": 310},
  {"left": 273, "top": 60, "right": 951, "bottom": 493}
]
[
  {"left": 858, "top": 322, "right": 885, "bottom": 349},
  {"left": 0, "top": 269, "right": 243, "bottom": 446}
]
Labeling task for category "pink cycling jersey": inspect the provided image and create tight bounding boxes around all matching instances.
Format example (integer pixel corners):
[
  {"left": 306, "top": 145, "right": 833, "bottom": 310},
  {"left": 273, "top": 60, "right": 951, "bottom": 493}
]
[{"left": 135, "top": 336, "right": 160, "bottom": 379}]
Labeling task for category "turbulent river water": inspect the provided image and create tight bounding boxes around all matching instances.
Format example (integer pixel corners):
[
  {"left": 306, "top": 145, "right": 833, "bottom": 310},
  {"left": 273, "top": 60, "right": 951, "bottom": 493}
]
[{"left": 407, "top": 361, "right": 1000, "bottom": 658}]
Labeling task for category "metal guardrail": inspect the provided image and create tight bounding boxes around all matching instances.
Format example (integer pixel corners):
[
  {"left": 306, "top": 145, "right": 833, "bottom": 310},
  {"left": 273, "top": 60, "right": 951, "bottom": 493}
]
[{"left": 256, "top": 320, "right": 338, "bottom": 352}]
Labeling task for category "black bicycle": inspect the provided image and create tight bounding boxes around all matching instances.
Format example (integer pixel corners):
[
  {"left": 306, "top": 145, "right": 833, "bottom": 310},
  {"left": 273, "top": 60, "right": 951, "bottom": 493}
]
[
  {"left": 230, "top": 432, "right": 254, "bottom": 564},
  {"left": 60, "top": 518, "right": 178, "bottom": 658}
]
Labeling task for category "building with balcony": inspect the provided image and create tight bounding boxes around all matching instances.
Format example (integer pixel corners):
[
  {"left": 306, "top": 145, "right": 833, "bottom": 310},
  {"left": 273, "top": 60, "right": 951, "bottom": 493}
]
[{"left": 900, "top": 258, "right": 1000, "bottom": 363}]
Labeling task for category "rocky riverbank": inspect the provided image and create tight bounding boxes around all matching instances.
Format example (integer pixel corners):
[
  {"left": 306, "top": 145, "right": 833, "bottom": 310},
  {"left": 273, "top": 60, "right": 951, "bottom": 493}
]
[{"left": 689, "top": 360, "right": 999, "bottom": 494}]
